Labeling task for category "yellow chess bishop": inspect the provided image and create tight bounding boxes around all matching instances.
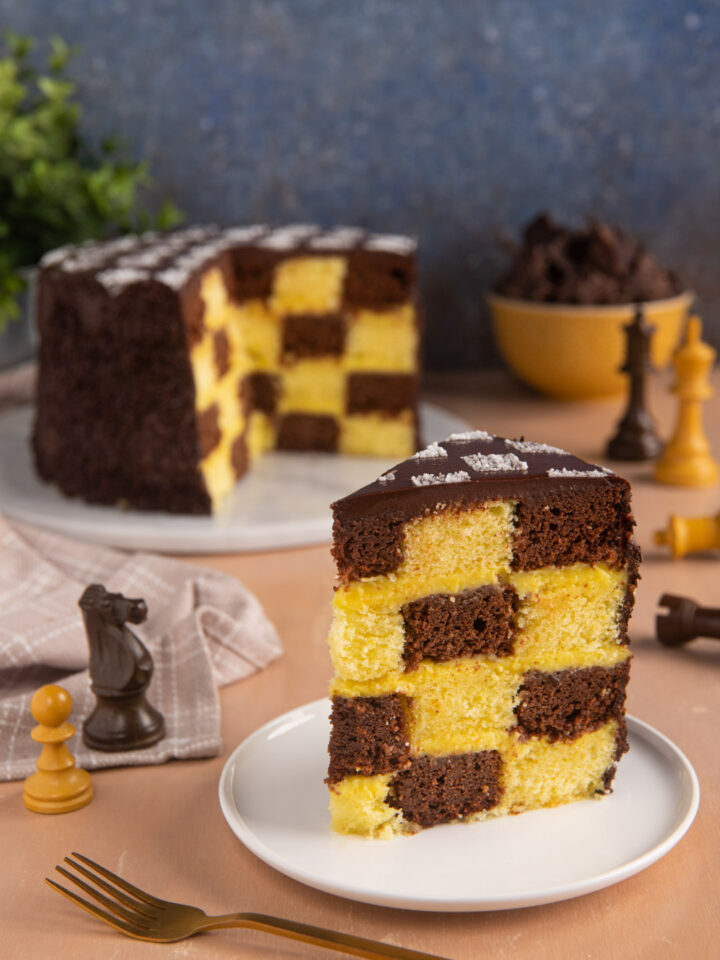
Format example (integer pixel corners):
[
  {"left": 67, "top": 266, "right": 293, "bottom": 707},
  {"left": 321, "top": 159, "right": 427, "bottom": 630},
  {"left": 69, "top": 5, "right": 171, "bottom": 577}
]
[
  {"left": 655, "top": 510, "right": 720, "bottom": 559},
  {"left": 23, "top": 684, "right": 93, "bottom": 814},
  {"left": 654, "top": 316, "right": 719, "bottom": 487}
]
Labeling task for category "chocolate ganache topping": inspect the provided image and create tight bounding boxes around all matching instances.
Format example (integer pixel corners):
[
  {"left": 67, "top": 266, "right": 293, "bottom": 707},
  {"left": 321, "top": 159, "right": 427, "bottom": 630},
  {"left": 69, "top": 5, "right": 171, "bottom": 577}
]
[{"left": 333, "top": 430, "right": 619, "bottom": 520}]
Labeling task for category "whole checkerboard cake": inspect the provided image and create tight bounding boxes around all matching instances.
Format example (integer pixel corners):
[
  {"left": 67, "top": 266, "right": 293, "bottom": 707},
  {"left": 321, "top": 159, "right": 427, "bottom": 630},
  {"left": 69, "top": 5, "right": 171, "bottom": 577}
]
[
  {"left": 33, "top": 225, "right": 420, "bottom": 514},
  {"left": 326, "top": 431, "right": 638, "bottom": 837}
]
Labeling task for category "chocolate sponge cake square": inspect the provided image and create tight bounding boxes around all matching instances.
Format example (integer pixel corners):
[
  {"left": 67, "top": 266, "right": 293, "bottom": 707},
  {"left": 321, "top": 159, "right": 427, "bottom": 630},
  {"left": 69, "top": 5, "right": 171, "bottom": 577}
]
[
  {"left": 33, "top": 226, "right": 421, "bottom": 514},
  {"left": 326, "top": 431, "right": 638, "bottom": 837}
]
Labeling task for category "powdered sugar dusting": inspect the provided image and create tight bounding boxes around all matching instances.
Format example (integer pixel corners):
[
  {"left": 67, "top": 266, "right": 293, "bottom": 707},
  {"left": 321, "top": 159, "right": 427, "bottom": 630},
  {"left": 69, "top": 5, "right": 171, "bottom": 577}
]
[
  {"left": 155, "top": 239, "right": 232, "bottom": 287},
  {"left": 447, "top": 430, "right": 494, "bottom": 443},
  {"left": 547, "top": 467, "right": 612, "bottom": 478},
  {"left": 95, "top": 267, "right": 151, "bottom": 293},
  {"left": 365, "top": 233, "right": 416, "bottom": 254},
  {"left": 116, "top": 246, "right": 179, "bottom": 269},
  {"left": 411, "top": 471, "right": 471, "bottom": 487},
  {"left": 40, "top": 245, "right": 73, "bottom": 268},
  {"left": 61, "top": 235, "right": 140, "bottom": 273},
  {"left": 378, "top": 470, "right": 396, "bottom": 484},
  {"left": 462, "top": 452, "right": 528, "bottom": 473},
  {"left": 411, "top": 442, "right": 447, "bottom": 459},
  {"left": 175, "top": 226, "right": 219, "bottom": 244},
  {"left": 155, "top": 267, "right": 188, "bottom": 290},
  {"left": 259, "top": 225, "right": 319, "bottom": 249},
  {"left": 309, "top": 227, "right": 364, "bottom": 250},
  {"left": 505, "top": 439, "right": 568, "bottom": 455},
  {"left": 223, "top": 225, "right": 267, "bottom": 244}
]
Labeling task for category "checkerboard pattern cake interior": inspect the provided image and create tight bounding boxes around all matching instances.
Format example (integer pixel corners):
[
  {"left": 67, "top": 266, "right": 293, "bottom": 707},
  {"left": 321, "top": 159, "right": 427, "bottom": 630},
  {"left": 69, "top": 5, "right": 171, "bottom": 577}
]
[
  {"left": 33, "top": 225, "right": 421, "bottom": 513},
  {"left": 326, "top": 431, "right": 638, "bottom": 837}
]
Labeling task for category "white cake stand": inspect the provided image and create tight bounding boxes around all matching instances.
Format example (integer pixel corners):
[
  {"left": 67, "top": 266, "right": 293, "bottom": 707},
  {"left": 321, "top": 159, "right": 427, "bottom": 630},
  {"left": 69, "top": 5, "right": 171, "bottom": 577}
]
[{"left": 0, "top": 402, "right": 469, "bottom": 553}]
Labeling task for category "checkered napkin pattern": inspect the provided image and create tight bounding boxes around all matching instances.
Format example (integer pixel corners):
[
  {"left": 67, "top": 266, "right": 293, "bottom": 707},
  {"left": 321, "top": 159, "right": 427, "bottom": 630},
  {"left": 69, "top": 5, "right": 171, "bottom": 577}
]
[{"left": 0, "top": 516, "right": 282, "bottom": 781}]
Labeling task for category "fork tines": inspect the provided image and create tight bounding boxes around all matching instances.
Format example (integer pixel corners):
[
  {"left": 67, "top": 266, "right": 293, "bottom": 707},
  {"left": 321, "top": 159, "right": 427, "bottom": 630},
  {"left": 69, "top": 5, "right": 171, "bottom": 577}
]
[{"left": 46, "top": 852, "right": 160, "bottom": 939}]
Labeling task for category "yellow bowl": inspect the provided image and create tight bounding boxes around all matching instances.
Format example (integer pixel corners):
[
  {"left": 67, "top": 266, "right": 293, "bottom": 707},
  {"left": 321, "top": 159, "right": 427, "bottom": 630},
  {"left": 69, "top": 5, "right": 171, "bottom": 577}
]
[{"left": 488, "top": 291, "right": 693, "bottom": 400}]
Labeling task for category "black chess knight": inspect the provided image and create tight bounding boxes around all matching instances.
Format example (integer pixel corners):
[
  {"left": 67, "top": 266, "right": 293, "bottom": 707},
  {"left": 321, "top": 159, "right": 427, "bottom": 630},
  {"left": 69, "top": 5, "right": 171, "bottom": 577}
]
[
  {"left": 606, "top": 304, "right": 663, "bottom": 460},
  {"left": 79, "top": 584, "right": 165, "bottom": 751}
]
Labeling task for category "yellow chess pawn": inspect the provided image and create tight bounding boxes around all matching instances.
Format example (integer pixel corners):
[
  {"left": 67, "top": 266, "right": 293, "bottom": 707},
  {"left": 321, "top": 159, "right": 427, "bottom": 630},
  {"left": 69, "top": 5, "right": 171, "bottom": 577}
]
[
  {"left": 655, "top": 510, "right": 720, "bottom": 559},
  {"left": 23, "top": 684, "right": 93, "bottom": 814},
  {"left": 654, "top": 316, "right": 719, "bottom": 486}
]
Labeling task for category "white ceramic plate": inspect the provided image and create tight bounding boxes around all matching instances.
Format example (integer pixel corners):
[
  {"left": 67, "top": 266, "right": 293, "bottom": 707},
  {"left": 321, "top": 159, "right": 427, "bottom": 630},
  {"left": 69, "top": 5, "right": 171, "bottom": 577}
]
[
  {"left": 0, "top": 402, "right": 467, "bottom": 553},
  {"left": 218, "top": 698, "right": 699, "bottom": 912}
]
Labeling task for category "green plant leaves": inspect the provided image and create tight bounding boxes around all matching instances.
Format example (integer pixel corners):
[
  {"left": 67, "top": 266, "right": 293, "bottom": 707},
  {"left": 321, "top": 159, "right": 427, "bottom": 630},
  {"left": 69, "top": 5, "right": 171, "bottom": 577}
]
[
  {"left": 48, "top": 36, "right": 74, "bottom": 73},
  {"left": 0, "top": 31, "right": 184, "bottom": 331}
]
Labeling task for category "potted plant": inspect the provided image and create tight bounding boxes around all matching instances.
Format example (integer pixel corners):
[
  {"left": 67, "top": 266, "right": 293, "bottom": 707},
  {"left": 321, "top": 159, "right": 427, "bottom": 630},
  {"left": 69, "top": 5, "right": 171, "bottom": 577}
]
[{"left": 0, "top": 32, "right": 182, "bottom": 367}]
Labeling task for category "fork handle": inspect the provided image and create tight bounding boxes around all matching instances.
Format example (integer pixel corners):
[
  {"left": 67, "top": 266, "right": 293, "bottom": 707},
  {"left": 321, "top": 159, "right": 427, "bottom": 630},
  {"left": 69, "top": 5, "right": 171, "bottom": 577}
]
[{"left": 202, "top": 912, "right": 451, "bottom": 959}]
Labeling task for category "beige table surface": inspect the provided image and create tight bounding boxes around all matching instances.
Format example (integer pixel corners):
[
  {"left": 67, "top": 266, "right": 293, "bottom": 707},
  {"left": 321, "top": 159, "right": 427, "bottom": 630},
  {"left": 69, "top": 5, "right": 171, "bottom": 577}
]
[{"left": 2, "top": 371, "right": 719, "bottom": 960}]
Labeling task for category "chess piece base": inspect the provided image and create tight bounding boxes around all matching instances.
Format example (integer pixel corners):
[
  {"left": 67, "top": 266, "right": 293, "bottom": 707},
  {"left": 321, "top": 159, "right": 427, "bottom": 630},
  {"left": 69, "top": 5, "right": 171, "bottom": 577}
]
[
  {"left": 607, "top": 429, "right": 663, "bottom": 461},
  {"left": 83, "top": 693, "right": 165, "bottom": 752},
  {"left": 23, "top": 768, "right": 93, "bottom": 814},
  {"left": 654, "top": 455, "right": 719, "bottom": 487}
]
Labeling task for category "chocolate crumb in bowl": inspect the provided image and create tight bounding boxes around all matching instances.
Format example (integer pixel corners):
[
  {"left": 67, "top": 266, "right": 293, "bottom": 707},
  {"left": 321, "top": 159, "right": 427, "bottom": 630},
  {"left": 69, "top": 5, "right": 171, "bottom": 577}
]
[{"left": 495, "top": 213, "right": 683, "bottom": 306}]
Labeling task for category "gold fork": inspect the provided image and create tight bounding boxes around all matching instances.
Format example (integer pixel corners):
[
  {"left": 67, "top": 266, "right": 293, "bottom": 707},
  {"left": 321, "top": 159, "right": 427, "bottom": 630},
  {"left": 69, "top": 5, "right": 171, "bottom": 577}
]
[{"left": 46, "top": 853, "right": 450, "bottom": 960}]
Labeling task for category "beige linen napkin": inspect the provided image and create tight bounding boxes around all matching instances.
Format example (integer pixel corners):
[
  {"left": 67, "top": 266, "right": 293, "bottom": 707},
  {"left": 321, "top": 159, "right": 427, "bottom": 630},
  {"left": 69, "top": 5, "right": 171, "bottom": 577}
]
[{"left": 0, "top": 516, "right": 283, "bottom": 781}]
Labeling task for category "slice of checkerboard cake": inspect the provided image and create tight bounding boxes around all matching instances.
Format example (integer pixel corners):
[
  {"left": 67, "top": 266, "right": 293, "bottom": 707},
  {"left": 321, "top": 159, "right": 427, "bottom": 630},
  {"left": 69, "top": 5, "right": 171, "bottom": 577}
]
[{"left": 326, "top": 431, "right": 639, "bottom": 837}]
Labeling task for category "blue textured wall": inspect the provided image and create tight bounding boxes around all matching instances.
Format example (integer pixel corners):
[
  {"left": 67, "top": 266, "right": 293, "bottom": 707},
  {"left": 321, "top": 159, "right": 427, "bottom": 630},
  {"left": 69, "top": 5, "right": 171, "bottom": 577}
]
[{"left": 3, "top": 0, "right": 719, "bottom": 368}]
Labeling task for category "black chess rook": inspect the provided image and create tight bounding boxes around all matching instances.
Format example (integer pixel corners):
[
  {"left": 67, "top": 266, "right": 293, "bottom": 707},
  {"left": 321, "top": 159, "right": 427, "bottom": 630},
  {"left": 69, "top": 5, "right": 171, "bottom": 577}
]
[{"left": 656, "top": 593, "right": 720, "bottom": 647}]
